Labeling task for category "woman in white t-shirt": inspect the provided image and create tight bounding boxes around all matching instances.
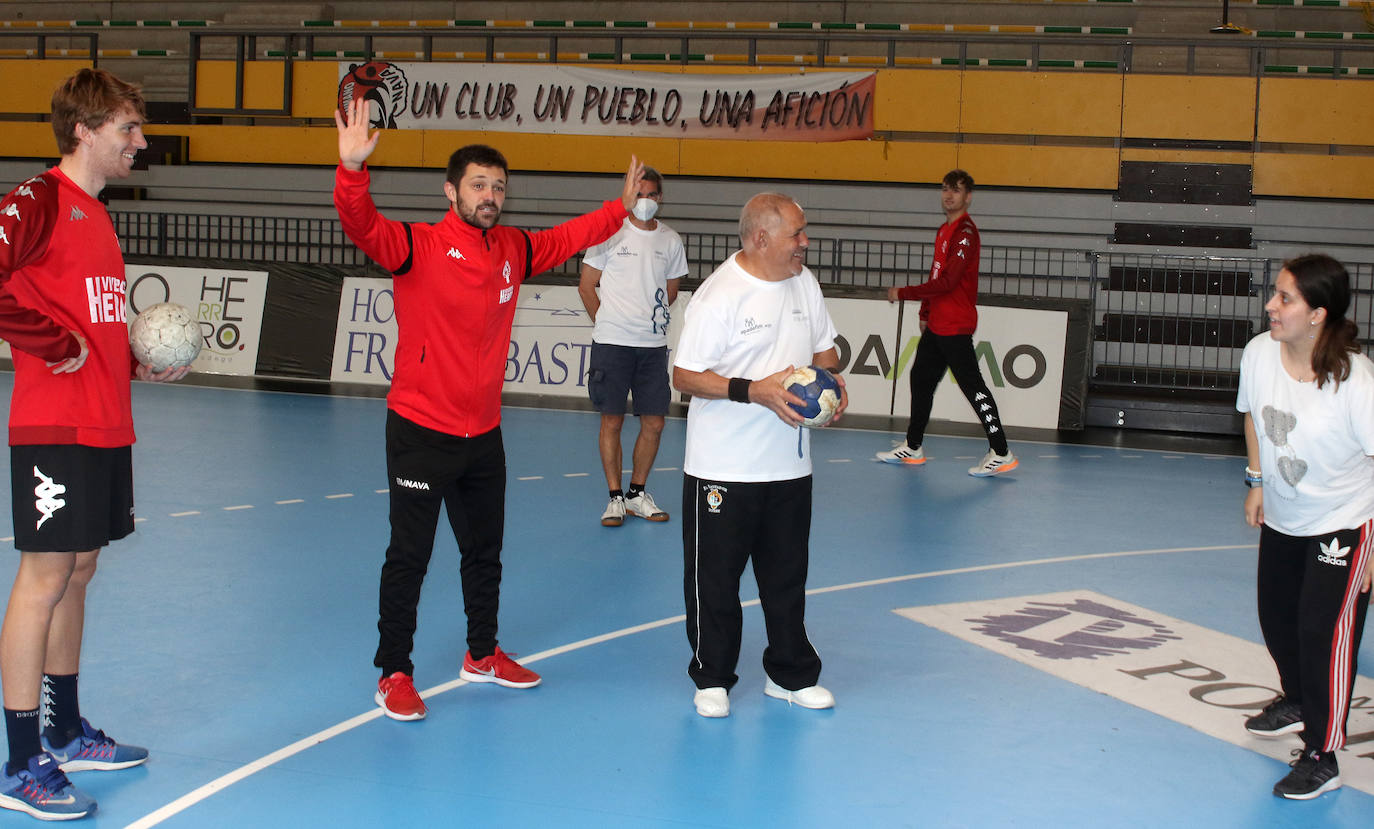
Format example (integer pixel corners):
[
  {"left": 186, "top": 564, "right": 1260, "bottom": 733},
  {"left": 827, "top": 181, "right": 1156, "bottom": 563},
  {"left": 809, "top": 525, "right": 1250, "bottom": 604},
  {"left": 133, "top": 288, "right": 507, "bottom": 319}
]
[{"left": 1236, "top": 253, "right": 1374, "bottom": 800}]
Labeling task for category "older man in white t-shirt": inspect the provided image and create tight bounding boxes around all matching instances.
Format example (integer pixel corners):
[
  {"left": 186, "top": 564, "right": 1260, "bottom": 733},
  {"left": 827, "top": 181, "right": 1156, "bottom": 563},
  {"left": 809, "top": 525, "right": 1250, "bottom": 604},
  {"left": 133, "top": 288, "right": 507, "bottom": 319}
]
[
  {"left": 579, "top": 167, "right": 688, "bottom": 527},
  {"left": 672, "top": 192, "right": 848, "bottom": 719}
]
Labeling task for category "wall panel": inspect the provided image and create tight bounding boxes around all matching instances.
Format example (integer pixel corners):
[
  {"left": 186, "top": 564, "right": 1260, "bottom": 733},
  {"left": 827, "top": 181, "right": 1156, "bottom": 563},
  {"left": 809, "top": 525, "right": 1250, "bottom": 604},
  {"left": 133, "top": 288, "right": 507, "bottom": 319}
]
[
  {"left": 873, "top": 68, "right": 961, "bottom": 133},
  {"left": 961, "top": 72, "right": 1121, "bottom": 138},
  {"left": 958, "top": 144, "right": 1119, "bottom": 190},
  {"left": 1254, "top": 153, "right": 1374, "bottom": 200},
  {"left": 0, "top": 60, "right": 91, "bottom": 114},
  {"left": 1258, "top": 78, "right": 1374, "bottom": 146},
  {"left": 1122, "top": 75, "right": 1255, "bottom": 142}
]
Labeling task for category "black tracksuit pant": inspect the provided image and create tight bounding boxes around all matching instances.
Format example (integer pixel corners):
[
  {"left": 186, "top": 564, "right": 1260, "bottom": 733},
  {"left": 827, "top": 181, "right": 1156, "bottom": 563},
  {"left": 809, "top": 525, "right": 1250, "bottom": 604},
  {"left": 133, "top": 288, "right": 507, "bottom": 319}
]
[
  {"left": 375, "top": 410, "right": 506, "bottom": 677},
  {"left": 905, "top": 331, "right": 1009, "bottom": 455},
  {"left": 682, "top": 474, "right": 821, "bottom": 692},
  {"left": 1257, "top": 521, "right": 1373, "bottom": 752}
]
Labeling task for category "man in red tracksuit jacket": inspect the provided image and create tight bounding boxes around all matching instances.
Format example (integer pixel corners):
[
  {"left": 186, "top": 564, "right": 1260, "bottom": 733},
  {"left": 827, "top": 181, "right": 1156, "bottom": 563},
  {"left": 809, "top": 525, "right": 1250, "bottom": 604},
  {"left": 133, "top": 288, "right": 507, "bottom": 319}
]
[
  {"left": 334, "top": 97, "right": 644, "bottom": 721},
  {"left": 877, "top": 169, "right": 1019, "bottom": 477},
  {"left": 0, "top": 69, "right": 188, "bottom": 822}
]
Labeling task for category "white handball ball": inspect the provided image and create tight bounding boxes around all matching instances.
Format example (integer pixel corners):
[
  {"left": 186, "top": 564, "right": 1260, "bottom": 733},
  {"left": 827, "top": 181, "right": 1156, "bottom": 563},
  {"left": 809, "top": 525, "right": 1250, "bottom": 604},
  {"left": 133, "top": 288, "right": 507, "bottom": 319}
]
[
  {"left": 783, "top": 365, "right": 841, "bottom": 428},
  {"left": 129, "top": 302, "right": 201, "bottom": 373}
]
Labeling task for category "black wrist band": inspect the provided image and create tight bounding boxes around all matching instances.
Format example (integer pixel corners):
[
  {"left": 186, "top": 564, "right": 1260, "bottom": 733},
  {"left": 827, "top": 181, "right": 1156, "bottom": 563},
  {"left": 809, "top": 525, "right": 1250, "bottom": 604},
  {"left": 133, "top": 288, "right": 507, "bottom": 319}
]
[{"left": 727, "top": 377, "right": 751, "bottom": 403}]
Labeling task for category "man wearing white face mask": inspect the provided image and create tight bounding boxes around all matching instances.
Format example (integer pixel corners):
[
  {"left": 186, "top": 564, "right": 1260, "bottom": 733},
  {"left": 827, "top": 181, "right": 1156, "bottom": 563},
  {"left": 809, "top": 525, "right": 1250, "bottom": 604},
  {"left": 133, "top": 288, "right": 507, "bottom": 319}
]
[{"left": 579, "top": 167, "right": 688, "bottom": 526}]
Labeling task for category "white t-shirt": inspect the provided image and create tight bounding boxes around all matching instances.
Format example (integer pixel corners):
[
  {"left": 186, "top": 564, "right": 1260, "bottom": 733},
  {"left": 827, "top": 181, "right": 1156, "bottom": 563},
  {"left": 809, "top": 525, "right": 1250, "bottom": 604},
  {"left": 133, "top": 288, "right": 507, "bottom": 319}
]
[
  {"left": 582, "top": 218, "right": 687, "bottom": 348},
  {"left": 674, "top": 252, "right": 838, "bottom": 482},
  {"left": 1237, "top": 331, "right": 1374, "bottom": 536}
]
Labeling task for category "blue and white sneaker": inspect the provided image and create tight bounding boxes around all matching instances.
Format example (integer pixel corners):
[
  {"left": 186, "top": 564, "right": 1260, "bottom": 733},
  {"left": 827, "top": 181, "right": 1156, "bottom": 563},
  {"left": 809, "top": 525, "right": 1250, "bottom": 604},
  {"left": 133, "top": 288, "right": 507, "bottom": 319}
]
[
  {"left": 0, "top": 752, "right": 96, "bottom": 820},
  {"left": 42, "top": 718, "right": 148, "bottom": 772}
]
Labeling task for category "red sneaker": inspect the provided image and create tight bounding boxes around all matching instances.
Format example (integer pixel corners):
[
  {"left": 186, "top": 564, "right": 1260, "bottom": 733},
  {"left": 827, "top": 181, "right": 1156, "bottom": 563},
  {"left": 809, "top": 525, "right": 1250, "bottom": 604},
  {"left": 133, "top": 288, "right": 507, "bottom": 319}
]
[
  {"left": 375, "top": 672, "right": 427, "bottom": 720},
  {"left": 459, "top": 647, "right": 542, "bottom": 688}
]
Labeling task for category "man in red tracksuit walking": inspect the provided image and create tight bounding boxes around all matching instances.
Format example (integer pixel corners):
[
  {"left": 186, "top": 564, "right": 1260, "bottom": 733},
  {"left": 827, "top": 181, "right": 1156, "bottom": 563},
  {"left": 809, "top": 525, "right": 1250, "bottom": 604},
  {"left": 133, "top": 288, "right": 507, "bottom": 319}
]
[
  {"left": 334, "top": 97, "right": 644, "bottom": 720},
  {"left": 877, "top": 169, "right": 1018, "bottom": 477}
]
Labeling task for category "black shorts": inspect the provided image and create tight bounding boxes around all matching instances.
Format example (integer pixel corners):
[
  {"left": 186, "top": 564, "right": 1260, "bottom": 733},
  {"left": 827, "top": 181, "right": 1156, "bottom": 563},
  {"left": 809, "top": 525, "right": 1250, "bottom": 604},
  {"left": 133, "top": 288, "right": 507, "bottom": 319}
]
[
  {"left": 587, "top": 343, "right": 670, "bottom": 417},
  {"left": 11, "top": 444, "right": 134, "bottom": 552}
]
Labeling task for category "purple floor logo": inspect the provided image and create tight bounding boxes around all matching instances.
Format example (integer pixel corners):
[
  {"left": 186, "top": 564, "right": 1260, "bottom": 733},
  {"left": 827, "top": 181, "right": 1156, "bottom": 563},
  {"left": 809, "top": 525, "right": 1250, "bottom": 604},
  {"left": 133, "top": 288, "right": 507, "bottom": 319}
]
[{"left": 967, "top": 597, "right": 1180, "bottom": 660}]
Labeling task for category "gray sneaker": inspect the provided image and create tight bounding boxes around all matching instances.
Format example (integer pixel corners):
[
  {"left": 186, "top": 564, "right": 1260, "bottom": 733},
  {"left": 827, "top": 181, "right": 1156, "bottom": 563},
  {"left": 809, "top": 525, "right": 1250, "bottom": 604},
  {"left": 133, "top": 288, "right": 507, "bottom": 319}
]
[
  {"left": 625, "top": 491, "right": 669, "bottom": 522},
  {"left": 876, "top": 442, "right": 925, "bottom": 465},
  {"left": 601, "top": 495, "right": 626, "bottom": 527},
  {"left": 969, "top": 450, "right": 1019, "bottom": 477}
]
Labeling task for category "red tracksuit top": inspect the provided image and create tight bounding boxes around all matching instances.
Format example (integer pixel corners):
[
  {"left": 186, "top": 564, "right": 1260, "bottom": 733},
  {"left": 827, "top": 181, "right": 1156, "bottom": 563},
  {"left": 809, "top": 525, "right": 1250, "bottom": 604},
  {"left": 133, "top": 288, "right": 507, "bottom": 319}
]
[
  {"left": 0, "top": 168, "right": 135, "bottom": 447},
  {"left": 334, "top": 164, "right": 629, "bottom": 437},
  {"left": 894, "top": 213, "right": 980, "bottom": 336}
]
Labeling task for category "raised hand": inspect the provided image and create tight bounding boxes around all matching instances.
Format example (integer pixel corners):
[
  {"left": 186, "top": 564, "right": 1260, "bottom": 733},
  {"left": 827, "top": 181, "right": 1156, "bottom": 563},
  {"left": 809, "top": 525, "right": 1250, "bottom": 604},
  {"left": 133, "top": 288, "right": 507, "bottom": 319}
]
[
  {"left": 620, "top": 155, "right": 645, "bottom": 210},
  {"left": 334, "top": 97, "right": 380, "bottom": 171}
]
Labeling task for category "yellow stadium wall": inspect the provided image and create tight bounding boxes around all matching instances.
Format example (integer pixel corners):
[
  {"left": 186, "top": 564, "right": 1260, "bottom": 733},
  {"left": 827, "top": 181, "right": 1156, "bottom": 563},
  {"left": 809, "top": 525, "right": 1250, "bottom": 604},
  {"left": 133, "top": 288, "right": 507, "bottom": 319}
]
[{"left": 6, "top": 60, "right": 1373, "bottom": 199}]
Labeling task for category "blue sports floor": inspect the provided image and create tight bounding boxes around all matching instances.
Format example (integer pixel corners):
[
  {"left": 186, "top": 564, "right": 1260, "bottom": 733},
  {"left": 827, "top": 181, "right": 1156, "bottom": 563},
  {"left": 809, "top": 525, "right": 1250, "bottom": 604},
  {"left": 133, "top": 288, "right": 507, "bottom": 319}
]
[{"left": 0, "top": 375, "right": 1370, "bottom": 827}]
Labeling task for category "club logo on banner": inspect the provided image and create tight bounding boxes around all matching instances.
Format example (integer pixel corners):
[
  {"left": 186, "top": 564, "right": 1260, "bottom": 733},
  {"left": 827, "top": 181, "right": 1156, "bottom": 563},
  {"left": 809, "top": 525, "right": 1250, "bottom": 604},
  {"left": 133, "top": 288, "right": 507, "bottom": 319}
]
[
  {"left": 337, "top": 61, "right": 874, "bottom": 141},
  {"left": 124, "top": 266, "right": 267, "bottom": 375},
  {"left": 897, "top": 590, "right": 1374, "bottom": 795}
]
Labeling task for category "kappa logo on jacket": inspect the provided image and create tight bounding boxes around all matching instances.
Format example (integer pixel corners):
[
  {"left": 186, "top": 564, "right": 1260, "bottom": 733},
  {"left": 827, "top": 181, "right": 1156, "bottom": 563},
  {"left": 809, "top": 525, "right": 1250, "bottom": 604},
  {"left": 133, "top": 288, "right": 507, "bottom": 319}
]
[
  {"left": 69, "top": 206, "right": 86, "bottom": 222},
  {"left": 446, "top": 247, "right": 464, "bottom": 261}
]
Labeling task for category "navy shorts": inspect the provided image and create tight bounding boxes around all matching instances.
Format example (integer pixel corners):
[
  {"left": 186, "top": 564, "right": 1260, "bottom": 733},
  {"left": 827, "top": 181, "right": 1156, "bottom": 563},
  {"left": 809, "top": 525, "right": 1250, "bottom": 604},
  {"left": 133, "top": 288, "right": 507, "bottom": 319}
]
[
  {"left": 11, "top": 444, "right": 134, "bottom": 552},
  {"left": 587, "top": 343, "right": 670, "bottom": 417}
]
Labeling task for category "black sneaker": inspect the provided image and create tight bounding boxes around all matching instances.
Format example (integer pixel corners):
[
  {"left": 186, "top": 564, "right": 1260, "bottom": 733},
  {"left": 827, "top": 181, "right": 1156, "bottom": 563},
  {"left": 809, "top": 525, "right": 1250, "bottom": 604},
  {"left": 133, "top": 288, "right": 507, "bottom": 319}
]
[
  {"left": 1273, "top": 748, "right": 1341, "bottom": 800},
  {"left": 1246, "top": 697, "right": 1304, "bottom": 737}
]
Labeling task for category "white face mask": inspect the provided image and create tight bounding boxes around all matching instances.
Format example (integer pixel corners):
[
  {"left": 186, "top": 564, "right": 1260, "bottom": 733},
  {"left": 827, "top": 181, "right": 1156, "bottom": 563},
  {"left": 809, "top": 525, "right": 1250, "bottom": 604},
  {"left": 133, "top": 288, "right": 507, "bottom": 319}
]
[{"left": 632, "top": 197, "right": 659, "bottom": 222}]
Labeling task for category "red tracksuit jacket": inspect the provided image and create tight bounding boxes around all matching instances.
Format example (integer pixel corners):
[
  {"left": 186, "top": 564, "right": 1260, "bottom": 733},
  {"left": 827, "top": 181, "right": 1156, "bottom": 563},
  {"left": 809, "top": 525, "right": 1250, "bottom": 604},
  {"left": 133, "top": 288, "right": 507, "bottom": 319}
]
[
  {"left": 0, "top": 168, "right": 135, "bottom": 447},
  {"left": 334, "top": 164, "right": 628, "bottom": 437},
  {"left": 895, "top": 213, "right": 981, "bottom": 336}
]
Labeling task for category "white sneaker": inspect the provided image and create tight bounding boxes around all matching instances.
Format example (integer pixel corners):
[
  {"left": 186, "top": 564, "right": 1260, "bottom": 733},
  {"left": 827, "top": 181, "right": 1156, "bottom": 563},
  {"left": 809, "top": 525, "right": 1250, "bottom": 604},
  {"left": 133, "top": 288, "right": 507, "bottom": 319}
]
[
  {"left": 601, "top": 495, "right": 626, "bottom": 527},
  {"left": 694, "top": 687, "right": 729, "bottom": 718},
  {"left": 968, "top": 450, "right": 1019, "bottom": 477},
  {"left": 764, "top": 677, "right": 834, "bottom": 710},
  {"left": 876, "top": 442, "right": 925, "bottom": 465},
  {"left": 625, "top": 490, "right": 669, "bottom": 522}
]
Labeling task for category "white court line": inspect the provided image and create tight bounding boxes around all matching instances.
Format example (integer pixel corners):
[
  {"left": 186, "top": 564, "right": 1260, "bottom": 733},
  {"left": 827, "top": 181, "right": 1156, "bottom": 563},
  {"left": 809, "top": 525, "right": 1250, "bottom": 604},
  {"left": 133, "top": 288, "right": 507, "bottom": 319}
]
[
  {"left": 169, "top": 511, "right": 199, "bottom": 518},
  {"left": 223, "top": 505, "right": 253, "bottom": 511},
  {"left": 325, "top": 493, "right": 353, "bottom": 499},
  {"left": 125, "top": 542, "right": 1252, "bottom": 828},
  {"left": 275, "top": 499, "right": 304, "bottom": 505}
]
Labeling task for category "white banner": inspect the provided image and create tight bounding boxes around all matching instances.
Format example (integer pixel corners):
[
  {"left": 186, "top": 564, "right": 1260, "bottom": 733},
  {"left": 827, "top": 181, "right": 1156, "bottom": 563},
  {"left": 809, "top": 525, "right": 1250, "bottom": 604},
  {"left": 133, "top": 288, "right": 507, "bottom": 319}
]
[
  {"left": 331, "top": 281, "right": 1068, "bottom": 432},
  {"left": 826, "top": 298, "right": 1067, "bottom": 430},
  {"left": 331, "top": 277, "right": 396, "bottom": 384},
  {"left": 337, "top": 62, "right": 875, "bottom": 141},
  {"left": 898, "top": 590, "right": 1374, "bottom": 796},
  {"left": 124, "top": 265, "right": 268, "bottom": 376}
]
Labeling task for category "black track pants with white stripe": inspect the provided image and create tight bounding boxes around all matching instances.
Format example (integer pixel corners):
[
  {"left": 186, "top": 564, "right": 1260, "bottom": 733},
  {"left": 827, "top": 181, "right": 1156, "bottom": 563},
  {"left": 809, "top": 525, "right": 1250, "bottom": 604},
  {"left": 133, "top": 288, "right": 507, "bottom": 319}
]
[{"left": 682, "top": 474, "right": 821, "bottom": 692}]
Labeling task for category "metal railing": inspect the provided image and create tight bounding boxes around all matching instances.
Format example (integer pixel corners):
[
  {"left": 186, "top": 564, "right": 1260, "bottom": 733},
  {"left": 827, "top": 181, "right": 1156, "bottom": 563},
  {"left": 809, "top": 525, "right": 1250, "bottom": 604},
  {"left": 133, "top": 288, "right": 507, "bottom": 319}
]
[{"left": 111, "top": 209, "right": 1374, "bottom": 396}]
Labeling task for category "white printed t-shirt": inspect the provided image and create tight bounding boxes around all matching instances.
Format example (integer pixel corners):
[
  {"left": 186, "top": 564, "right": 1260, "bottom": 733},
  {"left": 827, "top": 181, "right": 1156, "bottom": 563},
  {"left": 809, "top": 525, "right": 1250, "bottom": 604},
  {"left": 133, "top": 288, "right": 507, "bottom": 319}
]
[
  {"left": 675, "top": 252, "right": 837, "bottom": 483},
  {"left": 582, "top": 218, "right": 687, "bottom": 347},
  {"left": 1237, "top": 331, "right": 1374, "bottom": 536}
]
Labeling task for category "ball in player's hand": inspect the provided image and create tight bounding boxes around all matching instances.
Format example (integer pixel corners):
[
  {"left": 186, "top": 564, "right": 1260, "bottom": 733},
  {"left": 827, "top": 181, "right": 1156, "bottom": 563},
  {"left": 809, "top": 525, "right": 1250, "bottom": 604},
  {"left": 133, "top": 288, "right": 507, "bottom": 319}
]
[
  {"left": 783, "top": 365, "right": 841, "bottom": 427},
  {"left": 129, "top": 302, "right": 201, "bottom": 373}
]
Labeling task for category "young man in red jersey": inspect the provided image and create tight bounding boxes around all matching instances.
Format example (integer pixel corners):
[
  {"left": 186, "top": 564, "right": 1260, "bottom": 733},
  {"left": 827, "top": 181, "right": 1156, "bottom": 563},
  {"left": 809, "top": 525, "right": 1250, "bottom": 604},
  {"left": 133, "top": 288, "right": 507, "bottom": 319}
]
[
  {"left": 334, "top": 97, "right": 644, "bottom": 721},
  {"left": 0, "top": 68, "right": 189, "bottom": 821},
  {"left": 877, "top": 169, "right": 1018, "bottom": 477}
]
